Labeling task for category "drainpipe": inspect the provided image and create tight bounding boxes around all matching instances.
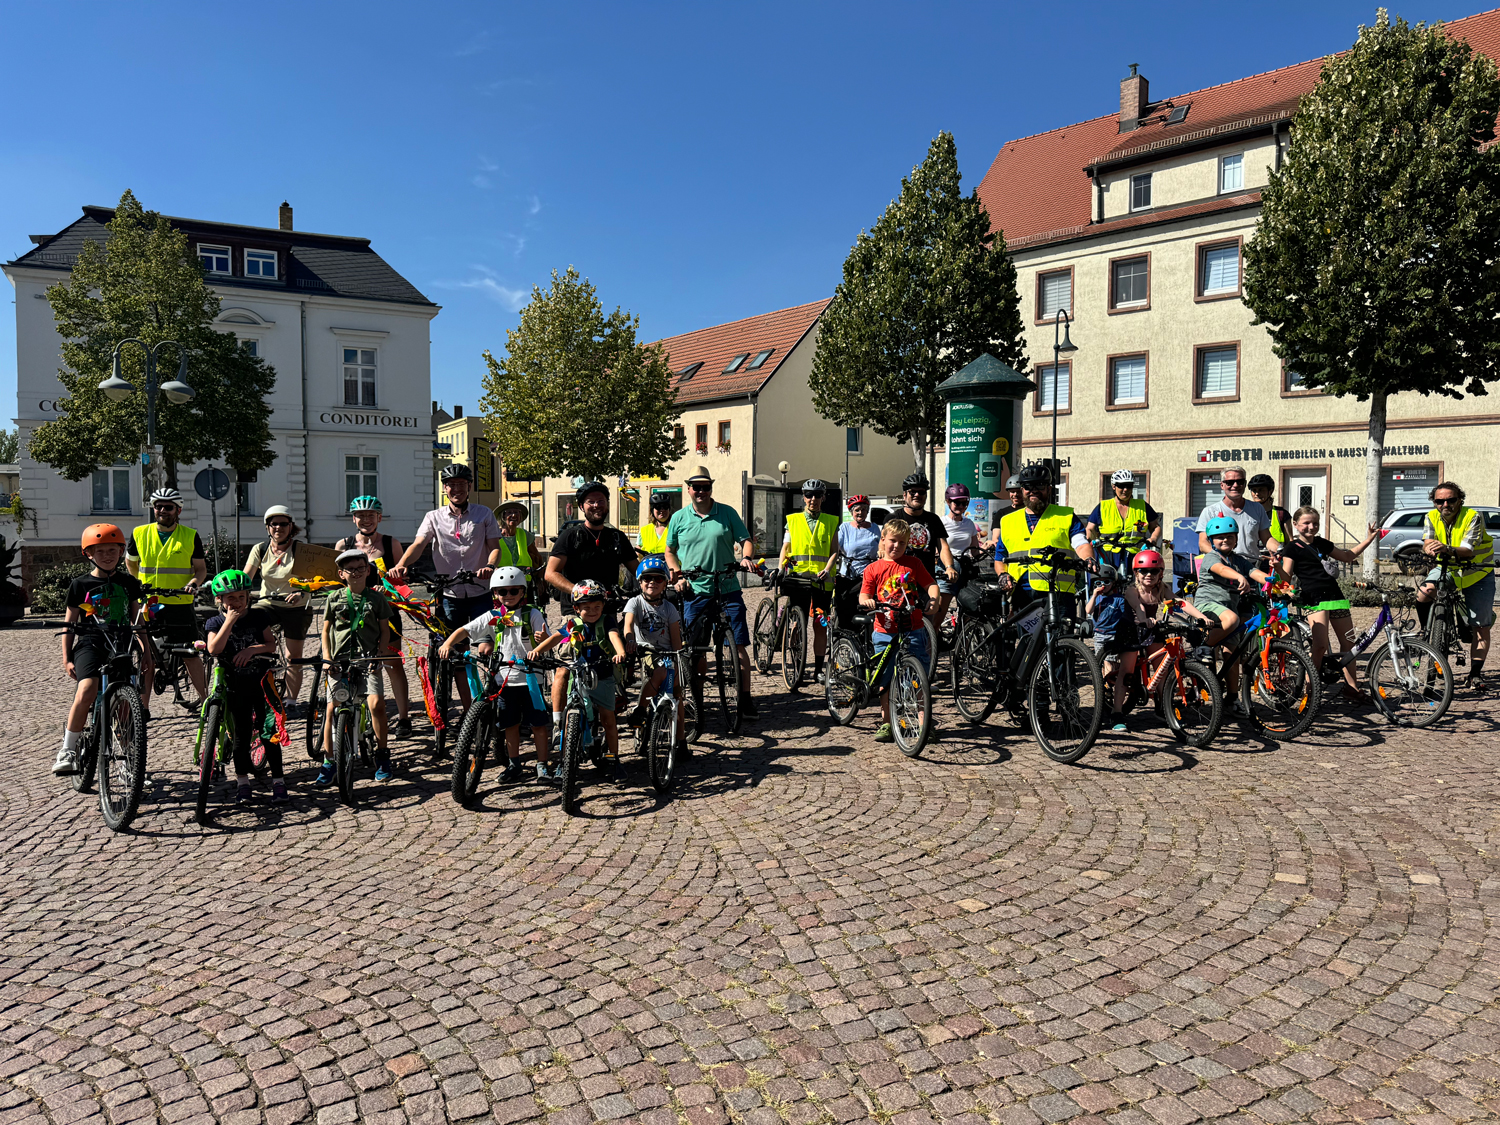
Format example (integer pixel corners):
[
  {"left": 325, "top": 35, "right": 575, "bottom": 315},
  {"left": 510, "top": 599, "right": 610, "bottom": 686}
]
[
  {"left": 1092, "top": 170, "right": 1103, "bottom": 223},
  {"left": 300, "top": 301, "right": 311, "bottom": 543},
  {"left": 1274, "top": 122, "right": 1284, "bottom": 171}
]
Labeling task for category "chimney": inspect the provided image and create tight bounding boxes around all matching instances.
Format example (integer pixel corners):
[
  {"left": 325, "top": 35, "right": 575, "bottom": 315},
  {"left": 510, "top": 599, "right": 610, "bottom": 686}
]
[
  {"left": 1120, "top": 64, "right": 1148, "bottom": 130},
  {"left": 454, "top": 405, "right": 464, "bottom": 419},
  {"left": 279, "top": 201, "right": 293, "bottom": 231},
  {"left": 432, "top": 400, "right": 439, "bottom": 414}
]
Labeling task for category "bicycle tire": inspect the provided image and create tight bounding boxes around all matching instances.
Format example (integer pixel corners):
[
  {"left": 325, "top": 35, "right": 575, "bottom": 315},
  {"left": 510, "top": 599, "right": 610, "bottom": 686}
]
[
  {"left": 824, "top": 634, "right": 863, "bottom": 725},
  {"left": 782, "top": 607, "right": 806, "bottom": 690},
  {"left": 450, "top": 698, "right": 493, "bottom": 806},
  {"left": 1027, "top": 638, "right": 1104, "bottom": 765},
  {"left": 921, "top": 617, "right": 939, "bottom": 677},
  {"left": 70, "top": 718, "right": 98, "bottom": 794},
  {"left": 891, "top": 653, "right": 932, "bottom": 758},
  {"left": 559, "top": 709, "right": 583, "bottom": 815},
  {"left": 195, "top": 701, "right": 223, "bottom": 825},
  {"left": 752, "top": 600, "right": 777, "bottom": 675},
  {"left": 334, "top": 710, "right": 357, "bottom": 806},
  {"left": 684, "top": 663, "right": 703, "bottom": 744},
  {"left": 951, "top": 619, "right": 1000, "bottom": 724},
  {"left": 1161, "top": 660, "right": 1223, "bottom": 749},
  {"left": 1428, "top": 608, "right": 1450, "bottom": 663},
  {"left": 647, "top": 697, "right": 676, "bottom": 794},
  {"left": 1368, "top": 636, "right": 1452, "bottom": 728},
  {"left": 433, "top": 657, "right": 453, "bottom": 760},
  {"left": 1239, "top": 638, "right": 1321, "bottom": 739},
  {"left": 305, "top": 667, "right": 326, "bottom": 761},
  {"left": 718, "top": 627, "right": 742, "bottom": 734},
  {"left": 98, "top": 685, "right": 147, "bottom": 832}
]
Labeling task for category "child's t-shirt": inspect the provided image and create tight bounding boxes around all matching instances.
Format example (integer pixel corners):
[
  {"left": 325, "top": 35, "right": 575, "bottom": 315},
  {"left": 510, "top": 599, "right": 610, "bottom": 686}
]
[
  {"left": 1091, "top": 586, "right": 1130, "bottom": 638},
  {"left": 461, "top": 606, "right": 546, "bottom": 664},
  {"left": 624, "top": 594, "right": 679, "bottom": 650},
  {"left": 67, "top": 570, "right": 145, "bottom": 637},
  {"left": 859, "top": 555, "right": 935, "bottom": 634},
  {"left": 322, "top": 586, "right": 394, "bottom": 661},
  {"left": 204, "top": 609, "right": 275, "bottom": 680},
  {"left": 554, "top": 615, "right": 615, "bottom": 679},
  {"left": 1197, "top": 548, "right": 1256, "bottom": 608}
]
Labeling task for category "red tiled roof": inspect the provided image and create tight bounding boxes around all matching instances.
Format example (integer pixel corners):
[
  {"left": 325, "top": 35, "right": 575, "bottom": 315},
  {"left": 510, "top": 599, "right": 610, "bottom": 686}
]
[
  {"left": 978, "top": 7, "right": 1500, "bottom": 250},
  {"left": 652, "top": 298, "right": 831, "bottom": 404}
]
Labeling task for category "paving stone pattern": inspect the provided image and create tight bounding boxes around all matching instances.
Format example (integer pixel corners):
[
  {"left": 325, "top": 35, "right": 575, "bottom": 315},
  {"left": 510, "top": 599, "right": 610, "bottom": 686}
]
[{"left": 1, "top": 603, "right": 1498, "bottom": 1125}]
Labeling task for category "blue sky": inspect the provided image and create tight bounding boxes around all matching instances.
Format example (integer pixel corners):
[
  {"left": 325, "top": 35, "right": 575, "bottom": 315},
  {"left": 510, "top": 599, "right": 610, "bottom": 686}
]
[{"left": 0, "top": 0, "right": 1481, "bottom": 417}]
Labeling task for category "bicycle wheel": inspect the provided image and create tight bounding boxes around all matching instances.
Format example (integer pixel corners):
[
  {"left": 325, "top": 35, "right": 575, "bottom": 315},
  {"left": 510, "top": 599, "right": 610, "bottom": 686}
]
[
  {"left": 195, "top": 701, "right": 224, "bottom": 825},
  {"left": 1027, "top": 638, "right": 1105, "bottom": 764},
  {"left": 921, "top": 617, "right": 939, "bottom": 677},
  {"left": 333, "top": 710, "right": 358, "bottom": 806},
  {"left": 450, "top": 698, "right": 493, "bottom": 806},
  {"left": 1161, "top": 660, "right": 1223, "bottom": 749},
  {"left": 782, "top": 607, "right": 806, "bottom": 690},
  {"left": 433, "top": 658, "right": 453, "bottom": 760},
  {"left": 1428, "top": 609, "right": 1451, "bottom": 665},
  {"left": 70, "top": 718, "right": 98, "bottom": 794},
  {"left": 824, "top": 634, "right": 863, "bottom": 725},
  {"left": 683, "top": 665, "right": 702, "bottom": 745},
  {"left": 98, "top": 685, "right": 147, "bottom": 832},
  {"left": 647, "top": 698, "right": 676, "bottom": 794},
  {"left": 559, "top": 709, "right": 583, "bottom": 815},
  {"left": 951, "top": 619, "right": 1000, "bottom": 724},
  {"left": 1239, "top": 638, "right": 1321, "bottom": 738},
  {"left": 752, "top": 600, "right": 778, "bottom": 675},
  {"left": 1368, "top": 636, "right": 1452, "bottom": 728},
  {"left": 305, "top": 667, "right": 326, "bottom": 761},
  {"left": 717, "top": 627, "right": 742, "bottom": 734},
  {"left": 890, "top": 653, "right": 932, "bottom": 758}
]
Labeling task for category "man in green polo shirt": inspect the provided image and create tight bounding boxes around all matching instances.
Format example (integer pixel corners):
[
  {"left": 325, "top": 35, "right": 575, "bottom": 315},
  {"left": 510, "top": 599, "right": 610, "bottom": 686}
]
[{"left": 664, "top": 466, "right": 758, "bottom": 718}]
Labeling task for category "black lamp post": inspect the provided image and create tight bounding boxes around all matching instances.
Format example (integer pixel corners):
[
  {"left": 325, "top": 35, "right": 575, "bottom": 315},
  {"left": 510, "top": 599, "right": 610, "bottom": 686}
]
[
  {"left": 99, "top": 338, "right": 195, "bottom": 493},
  {"left": 1050, "top": 309, "right": 1077, "bottom": 492}
]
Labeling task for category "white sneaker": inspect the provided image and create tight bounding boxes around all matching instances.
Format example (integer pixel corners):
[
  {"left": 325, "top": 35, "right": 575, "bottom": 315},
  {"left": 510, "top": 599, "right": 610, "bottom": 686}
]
[{"left": 52, "top": 747, "right": 79, "bottom": 776}]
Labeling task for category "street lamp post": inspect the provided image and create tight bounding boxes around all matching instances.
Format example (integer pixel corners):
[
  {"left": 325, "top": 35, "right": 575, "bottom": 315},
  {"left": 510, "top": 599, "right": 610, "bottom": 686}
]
[
  {"left": 98, "top": 338, "right": 195, "bottom": 495},
  {"left": 1050, "top": 310, "right": 1077, "bottom": 494}
]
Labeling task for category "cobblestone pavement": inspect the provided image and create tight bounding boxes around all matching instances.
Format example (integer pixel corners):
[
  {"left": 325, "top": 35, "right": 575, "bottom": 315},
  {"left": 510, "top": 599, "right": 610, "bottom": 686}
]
[{"left": 2, "top": 602, "right": 1498, "bottom": 1125}]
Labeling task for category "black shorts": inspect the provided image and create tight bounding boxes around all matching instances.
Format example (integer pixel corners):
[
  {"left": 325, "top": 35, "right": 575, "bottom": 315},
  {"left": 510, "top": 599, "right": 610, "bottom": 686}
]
[
  {"left": 152, "top": 603, "right": 200, "bottom": 646},
  {"left": 69, "top": 637, "right": 108, "bottom": 682},
  {"left": 785, "top": 581, "right": 832, "bottom": 617},
  {"left": 257, "top": 601, "right": 315, "bottom": 641}
]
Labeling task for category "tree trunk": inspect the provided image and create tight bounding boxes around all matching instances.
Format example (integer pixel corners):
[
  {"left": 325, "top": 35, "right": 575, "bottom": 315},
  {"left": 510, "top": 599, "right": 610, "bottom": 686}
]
[
  {"left": 1362, "top": 390, "right": 1387, "bottom": 579},
  {"left": 910, "top": 427, "right": 926, "bottom": 475}
]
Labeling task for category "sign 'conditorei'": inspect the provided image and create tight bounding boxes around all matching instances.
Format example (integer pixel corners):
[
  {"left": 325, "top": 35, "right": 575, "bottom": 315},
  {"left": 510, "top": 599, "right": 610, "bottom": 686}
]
[{"left": 318, "top": 411, "right": 421, "bottom": 428}]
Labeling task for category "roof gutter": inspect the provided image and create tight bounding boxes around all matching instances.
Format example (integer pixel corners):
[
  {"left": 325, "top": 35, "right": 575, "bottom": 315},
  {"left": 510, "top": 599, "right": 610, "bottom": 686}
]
[{"left": 1083, "top": 113, "right": 1296, "bottom": 176}]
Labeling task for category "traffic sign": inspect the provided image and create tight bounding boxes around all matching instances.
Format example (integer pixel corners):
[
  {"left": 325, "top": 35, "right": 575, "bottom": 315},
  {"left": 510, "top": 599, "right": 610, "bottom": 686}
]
[{"left": 194, "top": 468, "right": 231, "bottom": 502}]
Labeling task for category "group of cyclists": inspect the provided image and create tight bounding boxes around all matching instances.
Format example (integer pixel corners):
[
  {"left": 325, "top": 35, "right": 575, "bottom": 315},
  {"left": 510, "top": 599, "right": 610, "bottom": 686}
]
[{"left": 49, "top": 451, "right": 1493, "bottom": 824}]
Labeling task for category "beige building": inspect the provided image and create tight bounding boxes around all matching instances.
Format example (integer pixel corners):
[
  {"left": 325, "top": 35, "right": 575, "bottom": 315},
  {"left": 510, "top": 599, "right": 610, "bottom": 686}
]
[
  {"left": 535, "top": 299, "right": 917, "bottom": 554},
  {"left": 975, "top": 9, "right": 1500, "bottom": 539},
  {"left": 433, "top": 406, "right": 502, "bottom": 512}
]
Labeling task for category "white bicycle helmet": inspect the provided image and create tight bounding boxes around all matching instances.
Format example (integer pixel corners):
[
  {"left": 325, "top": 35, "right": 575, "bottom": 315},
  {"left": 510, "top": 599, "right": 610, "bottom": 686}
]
[
  {"left": 1110, "top": 469, "right": 1136, "bottom": 486},
  {"left": 490, "top": 566, "right": 528, "bottom": 590},
  {"left": 150, "top": 487, "right": 183, "bottom": 506},
  {"left": 263, "top": 504, "right": 293, "bottom": 523}
]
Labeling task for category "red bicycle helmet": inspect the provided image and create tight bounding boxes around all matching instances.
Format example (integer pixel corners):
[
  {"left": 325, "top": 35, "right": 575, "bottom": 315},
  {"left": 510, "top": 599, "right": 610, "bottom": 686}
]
[
  {"left": 1132, "top": 549, "right": 1164, "bottom": 571},
  {"left": 944, "top": 483, "right": 970, "bottom": 502},
  {"left": 847, "top": 494, "right": 869, "bottom": 507},
  {"left": 81, "top": 523, "right": 126, "bottom": 552}
]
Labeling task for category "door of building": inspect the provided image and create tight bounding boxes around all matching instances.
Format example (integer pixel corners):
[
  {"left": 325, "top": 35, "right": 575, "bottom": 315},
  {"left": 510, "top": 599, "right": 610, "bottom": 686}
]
[{"left": 1281, "top": 468, "right": 1328, "bottom": 517}]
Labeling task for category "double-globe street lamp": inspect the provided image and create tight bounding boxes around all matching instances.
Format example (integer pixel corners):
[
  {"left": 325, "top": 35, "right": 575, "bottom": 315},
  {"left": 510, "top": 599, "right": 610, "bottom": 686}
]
[
  {"left": 1049, "top": 309, "right": 1077, "bottom": 492},
  {"left": 98, "top": 338, "right": 195, "bottom": 494}
]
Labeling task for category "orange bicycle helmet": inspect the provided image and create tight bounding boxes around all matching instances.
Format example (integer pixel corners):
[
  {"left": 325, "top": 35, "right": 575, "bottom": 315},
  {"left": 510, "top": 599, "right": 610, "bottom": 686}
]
[{"left": 81, "top": 523, "right": 126, "bottom": 552}]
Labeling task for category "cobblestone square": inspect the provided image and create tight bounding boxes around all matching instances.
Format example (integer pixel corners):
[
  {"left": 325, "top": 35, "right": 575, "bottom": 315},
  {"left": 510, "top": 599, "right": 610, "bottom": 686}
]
[{"left": 1, "top": 609, "right": 1497, "bottom": 1125}]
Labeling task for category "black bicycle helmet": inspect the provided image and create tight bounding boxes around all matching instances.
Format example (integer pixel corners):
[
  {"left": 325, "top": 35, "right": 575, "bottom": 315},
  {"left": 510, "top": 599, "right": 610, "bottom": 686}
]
[
  {"left": 575, "top": 480, "right": 609, "bottom": 504},
  {"left": 1017, "top": 463, "right": 1053, "bottom": 488},
  {"left": 1247, "top": 473, "right": 1275, "bottom": 492},
  {"left": 439, "top": 463, "right": 473, "bottom": 483},
  {"left": 901, "top": 472, "right": 929, "bottom": 492}
]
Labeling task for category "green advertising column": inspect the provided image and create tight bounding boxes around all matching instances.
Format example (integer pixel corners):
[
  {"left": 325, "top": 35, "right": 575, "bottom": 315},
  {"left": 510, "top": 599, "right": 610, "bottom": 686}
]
[{"left": 937, "top": 354, "right": 1036, "bottom": 526}]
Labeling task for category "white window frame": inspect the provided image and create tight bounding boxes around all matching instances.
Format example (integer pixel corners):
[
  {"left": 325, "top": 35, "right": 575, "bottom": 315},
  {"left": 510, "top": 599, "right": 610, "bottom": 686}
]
[
  {"left": 1038, "top": 269, "right": 1072, "bottom": 321},
  {"left": 1035, "top": 362, "right": 1071, "bottom": 412},
  {"left": 1109, "top": 355, "right": 1147, "bottom": 406},
  {"left": 1219, "top": 153, "right": 1244, "bottom": 194},
  {"left": 91, "top": 462, "right": 134, "bottom": 513},
  {"left": 342, "top": 346, "right": 378, "bottom": 407},
  {"left": 244, "top": 249, "right": 278, "bottom": 279},
  {"left": 198, "top": 244, "right": 231, "bottom": 275},
  {"left": 345, "top": 455, "right": 379, "bottom": 510},
  {"left": 1200, "top": 244, "right": 1241, "bottom": 296},
  {"left": 1130, "top": 173, "right": 1152, "bottom": 212},
  {"left": 1111, "top": 257, "right": 1148, "bottom": 309},
  {"left": 1196, "top": 346, "right": 1239, "bottom": 400},
  {"left": 235, "top": 481, "right": 255, "bottom": 516}
]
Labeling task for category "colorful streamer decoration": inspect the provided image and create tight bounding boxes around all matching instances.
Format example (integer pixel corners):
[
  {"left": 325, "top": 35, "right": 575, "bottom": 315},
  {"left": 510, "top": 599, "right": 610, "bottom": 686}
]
[
  {"left": 289, "top": 576, "right": 347, "bottom": 592},
  {"left": 416, "top": 655, "right": 444, "bottom": 731},
  {"left": 80, "top": 589, "right": 106, "bottom": 617},
  {"left": 491, "top": 607, "right": 523, "bottom": 629},
  {"left": 142, "top": 595, "right": 162, "bottom": 622}
]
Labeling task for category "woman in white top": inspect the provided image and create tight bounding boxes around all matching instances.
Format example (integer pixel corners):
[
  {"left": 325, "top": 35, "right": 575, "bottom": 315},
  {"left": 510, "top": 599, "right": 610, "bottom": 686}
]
[
  {"left": 938, "top": 484, "right": 981, "bottom": 623},
  {"left": 243, "top": 505, "right": 313, "bottom": 710}
]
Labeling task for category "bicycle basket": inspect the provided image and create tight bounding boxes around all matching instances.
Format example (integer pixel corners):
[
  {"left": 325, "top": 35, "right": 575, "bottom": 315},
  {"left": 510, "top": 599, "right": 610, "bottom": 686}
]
[{"left": 957, "top": 583, "right": 1005, "bottom": 618}]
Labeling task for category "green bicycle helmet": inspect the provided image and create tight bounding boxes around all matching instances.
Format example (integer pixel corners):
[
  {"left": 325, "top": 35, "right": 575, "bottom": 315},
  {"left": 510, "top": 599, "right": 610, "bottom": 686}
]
[
  {"left": 210, "top": 569, "right": 253, "bottom": 596},
  {"left": 349, "top": 495, "right": 382, "bottom": 513}
]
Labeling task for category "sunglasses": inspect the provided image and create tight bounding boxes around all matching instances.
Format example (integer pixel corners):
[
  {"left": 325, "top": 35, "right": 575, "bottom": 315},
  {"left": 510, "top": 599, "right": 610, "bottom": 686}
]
[
  {"left": 267, "top": 520, "right": 292, "bottom": 529},
  {"left": 689, "top": 483, "right": 712, "bottom": 491},
  {"left": 493, "top": 587, "right": 526, "bottom": 596},
  {"left": 640, "top": 575, "right": 666, "bottom": 583},
  {"left": 1136, "top": 568, "right": 1163, "bottom": 575},
  {"left": 1113, "top": 483, "right": 1133, "bottom": 489},
  {"left": 153, "top": 502, "right": 179, "bottom": 509},
  {"left": 1222, "top": 480, "right": 1245, "bottom": 488},
  {"left": 1435, "top": 497, "right": 1461, "bottom": 505}
]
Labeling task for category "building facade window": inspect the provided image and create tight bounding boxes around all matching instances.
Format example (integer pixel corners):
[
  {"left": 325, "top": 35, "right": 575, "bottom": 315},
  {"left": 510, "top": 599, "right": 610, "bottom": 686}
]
[
  {"left": 236, "top": 481, "right": 254, "bottom": 516},
  {"left": 343, "top": 348, "right": 377, "bottom": 406},
  {"left": 1035, "top": 362, "right": 1071, "bottom": 412},
  {"left": 345, "top": 456, "right": 378, "bottom": 509},
  {"left": 1037, "top": 269, "right": 1072, "bottom": 321},
  {"left": 1198, "top": 241, "right": 1242, "bottom": 298},
  {"left": 198, "top": 244, "right": 231, "bottom": 274},
  {"left": 1282, "top": 365, "right": 1321, "bottom": 396},
  {"left": 846, "top": 426, "right": 863, "bottom": 455},
  {"left": 1110, "top": 255, "right": 1149, "bottom": 310},
  {"left": 695, "top": 423, "right": 708, "bottom": 454},
  {"left": 245, "top": 249, "right": 277, "bottom": 278},
  {"left": 717, "top": 420, "right": 731, "bottom": 451},
  {"left": 239, "top": 339, "right": 258, "bottom": 357},
  {"left": 673, "top": 424, "right": 685, "bottom": 451},
  {"left": 1108, "top": 354, "right": 1147, "bottom": 407},
  {"left": 1130, "top": 173, "right": 1152, "bottom": 211},
  {"left": 1195, "top": 344, "right": 1240, "bottom": 401},
  {"left": 1219, "top": 153, "right": 1244, "bottom": 193},
  {"left": 1098, "top": 471, "right": 1149, "bottom": 501},
  {"left": 91, "top": 464, "right": 132, "bottom": 512}
]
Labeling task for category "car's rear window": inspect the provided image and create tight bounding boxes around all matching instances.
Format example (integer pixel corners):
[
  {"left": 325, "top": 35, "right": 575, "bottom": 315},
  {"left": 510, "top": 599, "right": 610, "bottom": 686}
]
[{"left": 1393, "top": 512, "right": 1425, "bottom": 528}]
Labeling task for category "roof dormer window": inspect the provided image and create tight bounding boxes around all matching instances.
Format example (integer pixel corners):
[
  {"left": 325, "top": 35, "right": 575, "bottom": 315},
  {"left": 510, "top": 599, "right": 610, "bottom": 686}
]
[
  {"left": 746, "top": 348, "right": 774, "bottom": 370},
  {"left": 677, "top": 362, "right": 703, "bottom": 384},
  {"left": 722, "top": 353, "right": 750, "bottom": 374},
  {"left": 245, "top": 249, "right": 277, "bottom": 279},
  {"left": 198, "top": 244, "right": 230, "bottom": 274}
]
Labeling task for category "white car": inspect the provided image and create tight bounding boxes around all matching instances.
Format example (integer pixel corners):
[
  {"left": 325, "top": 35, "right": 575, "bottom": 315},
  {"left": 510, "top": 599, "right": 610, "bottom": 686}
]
[{"left": 1379, "top": 505, "right": 1500, "bottom": 567}]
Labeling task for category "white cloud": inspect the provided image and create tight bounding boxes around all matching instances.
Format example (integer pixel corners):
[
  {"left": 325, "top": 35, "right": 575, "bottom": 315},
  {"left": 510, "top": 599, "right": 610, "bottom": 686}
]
[
  {"left": 528, "top": 194, "right": 541, "bottom": 215},
  {"left": 431, "top": 265, "right": 530, "bottom": 311}
]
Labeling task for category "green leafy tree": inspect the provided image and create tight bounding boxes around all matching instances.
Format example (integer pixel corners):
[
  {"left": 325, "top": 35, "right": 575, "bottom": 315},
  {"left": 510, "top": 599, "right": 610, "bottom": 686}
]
[
  {"left": 28, "top": 190, "right": 277, "bottom": 492},
  {"left": 1244, "top": 10, "right": 1500, "bottom": 574},
  {"left": 480, "top": 267, "right": 683, "bottom": 482},
  {"left": 0, "top": 428, "right": 18, "bottom": 464},
  {"left": 810, "top": 131, "right": 1027, "bottom": 475}
]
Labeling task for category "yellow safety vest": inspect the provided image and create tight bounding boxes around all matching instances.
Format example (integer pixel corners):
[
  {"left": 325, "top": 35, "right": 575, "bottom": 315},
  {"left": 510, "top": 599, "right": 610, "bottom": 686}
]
[
  {"left": 1000, "top": 505, "right": 1080, "bottom": 593},
  {"left": 1098, "top": 497, "right": 1150, "bottom": 551},
  {"left": 785, "top": 512, "right": 839, "bottom": 591},
  {"left": 1427, "top": 506, "right": 1495, "bottom": 590},
  {"left": 132, "top": 523, "right": 198, "bottom": 605},
  {"left": 1266, "top": 506, "right": 1292, "bottom": 545},
  {"left": 639, "top": 522, "right": 670, "bottom": 555},
  {"left": 494, "top": 533, "right": 533, "bottom": 570}
]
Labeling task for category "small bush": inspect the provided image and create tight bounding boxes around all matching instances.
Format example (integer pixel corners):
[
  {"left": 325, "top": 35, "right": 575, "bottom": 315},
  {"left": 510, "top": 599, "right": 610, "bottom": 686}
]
[{"left": 30, "top": 561, "right": 91, "bottom": 615}]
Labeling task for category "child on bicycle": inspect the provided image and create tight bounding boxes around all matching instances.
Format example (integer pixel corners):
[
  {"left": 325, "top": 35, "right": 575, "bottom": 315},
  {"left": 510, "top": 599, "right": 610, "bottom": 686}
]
[
  {"left": 55, "top": 524, "right": 145, "bottom": 775},
  {"left": 529, "top": 579, "right": 627, "bottom": 772},
  {"left": 317, "top": 548, "right": 396, "bottom": 785},
  {"left": 623, "top": 557, "right": 685, "bottom": 751},
  {"left": 1196, "top": 516, "right": 1274, "bottom": 701},
  {"left": 204, "top": 569, "right": 286, "bottom": 803},
  {"left": 439, "top": 566, "right": 553, "bottom": 783},
  {"left": 858, "top": 519, "right": 939, "bottom": 744}
]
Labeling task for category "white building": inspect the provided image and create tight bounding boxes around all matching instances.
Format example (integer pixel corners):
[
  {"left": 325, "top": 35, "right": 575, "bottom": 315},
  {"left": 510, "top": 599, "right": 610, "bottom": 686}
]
[{"left": 4, "top": 202, "right": 439, "bottom": 580}]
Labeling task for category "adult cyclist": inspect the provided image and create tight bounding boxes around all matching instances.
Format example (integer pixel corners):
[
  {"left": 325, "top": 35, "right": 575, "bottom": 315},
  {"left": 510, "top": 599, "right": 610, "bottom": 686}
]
[
  {"left": 636, "top": 492, "right": 673, "bottom": 559},
  {"left": 994, "top": 463, "right": 1097, "bottom": 612},
  {"left": 835, "top": 495, "right": 881, "bottom": 626},
  {"left": 938, "top": 483, "right": 981, "bottom": 622},
  {"left": 545, "top": 481, "right": 637, "bottom": 618},
  {"left": 335, "top": 495, "right": 413, "bottom": 739},
  {"left": 777, "top": 479, "right": 840, "bottom": 683},
  {"left": 1086, "top": 470, "right": 1161, "bottom": 571},
  {"left": 488, "top": 500, "right": 544, "bottom": 608},
  {"left": 126, "top": 487, "right": 208, "bottom": 715},
  {"left": 896, "top": 472, "right": 954, "bottom": 586},
  {"left": 1414, "top": 480, "right": 1494, "bottom": 687}
]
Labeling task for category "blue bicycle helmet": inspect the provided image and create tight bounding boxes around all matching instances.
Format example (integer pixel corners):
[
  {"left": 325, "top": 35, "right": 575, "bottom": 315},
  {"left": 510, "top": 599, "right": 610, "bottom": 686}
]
[
  {"left": 636, "top": 557, "right": 669, "bottom": 581},
  {"left": 1204, "top": 516, "right": 1240, "bottom": 539}
]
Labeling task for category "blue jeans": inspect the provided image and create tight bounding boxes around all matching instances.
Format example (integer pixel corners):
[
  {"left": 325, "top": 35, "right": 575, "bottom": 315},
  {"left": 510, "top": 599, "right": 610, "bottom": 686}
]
[
  {"left": 683, "top": 590, "right": 750, "bottom": 648},
  {"left": 872, "top": 627, "right": 928, "bottom": 689}
]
